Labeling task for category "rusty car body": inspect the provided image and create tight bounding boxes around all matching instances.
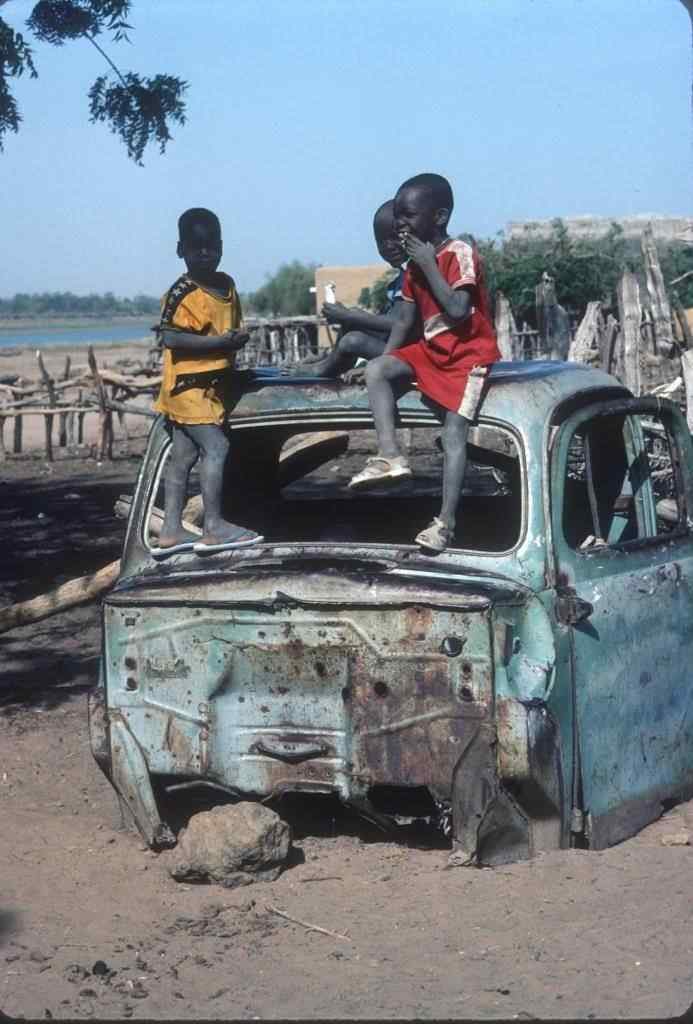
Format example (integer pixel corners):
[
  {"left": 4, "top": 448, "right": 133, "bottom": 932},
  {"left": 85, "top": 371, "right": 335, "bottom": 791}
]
[{"left": 89, "top": 362, "right": 693, "bottom": 864}]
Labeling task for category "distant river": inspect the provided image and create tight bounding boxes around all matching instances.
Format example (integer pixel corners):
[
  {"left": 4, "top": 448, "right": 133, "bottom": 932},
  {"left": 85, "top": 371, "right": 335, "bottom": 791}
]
[{"left": 0, "top": 318, "right": 154, "bottom": 349}]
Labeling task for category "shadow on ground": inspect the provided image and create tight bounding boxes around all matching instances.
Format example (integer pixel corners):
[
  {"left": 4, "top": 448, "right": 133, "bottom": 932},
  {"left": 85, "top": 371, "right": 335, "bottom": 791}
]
[
  {"left": 1, "top": 453, "right": 143, "bottom": 717},
  {"left": 0, "top": 465, "right": 138, "bottom": 604}
]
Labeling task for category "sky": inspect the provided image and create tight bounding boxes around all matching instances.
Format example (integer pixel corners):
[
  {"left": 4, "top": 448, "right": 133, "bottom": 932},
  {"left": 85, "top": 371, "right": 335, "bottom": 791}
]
[{"left": 1, "top": 0, "right": 691, "bottom": 297}]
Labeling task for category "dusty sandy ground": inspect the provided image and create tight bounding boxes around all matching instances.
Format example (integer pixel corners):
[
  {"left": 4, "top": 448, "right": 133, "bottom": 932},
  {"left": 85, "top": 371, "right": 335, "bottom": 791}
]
[
  {"left": 2, "top": 381, "right": 693, "bottom": 1020},
  {"left": 0, "top": 341, "right": 153, "bottom": 455}
]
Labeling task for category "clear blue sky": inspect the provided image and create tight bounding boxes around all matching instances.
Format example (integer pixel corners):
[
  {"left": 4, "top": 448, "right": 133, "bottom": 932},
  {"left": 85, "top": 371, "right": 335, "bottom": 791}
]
[{"left": 2, "top": 0, "right": 691, "bottom": 297}]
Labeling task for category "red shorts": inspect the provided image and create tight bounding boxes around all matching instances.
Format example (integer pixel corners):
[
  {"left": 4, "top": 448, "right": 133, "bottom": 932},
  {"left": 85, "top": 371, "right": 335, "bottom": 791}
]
[{"left": 392, "top": 329, "right": 501, "bottom": 415}]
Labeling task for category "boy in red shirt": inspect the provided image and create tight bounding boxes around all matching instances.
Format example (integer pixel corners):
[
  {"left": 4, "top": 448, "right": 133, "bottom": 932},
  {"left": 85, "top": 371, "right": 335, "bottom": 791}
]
[{"left": 349, "top": 173, "right": 500, "bottom": 553}]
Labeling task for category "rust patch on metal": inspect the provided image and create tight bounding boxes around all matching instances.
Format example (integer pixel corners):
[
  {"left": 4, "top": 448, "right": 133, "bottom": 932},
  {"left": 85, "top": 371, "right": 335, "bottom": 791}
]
[{"left": 164, "top": 714, "right": 195, "bottom": 770}]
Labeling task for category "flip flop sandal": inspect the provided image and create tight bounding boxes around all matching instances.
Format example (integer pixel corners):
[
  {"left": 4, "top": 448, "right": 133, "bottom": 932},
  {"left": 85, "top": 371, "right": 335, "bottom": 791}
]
[
  {"left": 194, "top": 531, "right": 264, "bottom": 554},
  {"left": 150, "top": 539, "right": 197, "bottom": 560}
]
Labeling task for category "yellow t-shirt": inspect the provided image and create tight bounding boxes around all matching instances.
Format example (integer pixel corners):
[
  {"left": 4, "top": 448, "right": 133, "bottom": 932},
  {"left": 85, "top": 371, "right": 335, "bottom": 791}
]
[{"left": 153, "top": 273, "right": 242, "bottom": 425}]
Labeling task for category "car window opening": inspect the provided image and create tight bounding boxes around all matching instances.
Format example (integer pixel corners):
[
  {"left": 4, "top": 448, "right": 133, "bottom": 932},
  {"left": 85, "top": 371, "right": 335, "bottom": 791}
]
[
  {"left": 562, "top": 412, "right": 686, "bottom": 551},
  {"left": 146, "top": 424, "right": 523, "bottom": 554}
]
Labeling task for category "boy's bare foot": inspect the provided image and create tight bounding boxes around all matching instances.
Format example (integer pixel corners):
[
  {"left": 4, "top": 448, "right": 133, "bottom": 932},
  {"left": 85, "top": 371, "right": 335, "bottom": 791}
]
[
  {"left": 194, "top": 522, "right": 264, "bottom": 554},
  {"left": 150, "top": 527, "right": 199, "bottom": 560},
  {"left": 281, "top": 359, "right": 334, "bottom": 378}
]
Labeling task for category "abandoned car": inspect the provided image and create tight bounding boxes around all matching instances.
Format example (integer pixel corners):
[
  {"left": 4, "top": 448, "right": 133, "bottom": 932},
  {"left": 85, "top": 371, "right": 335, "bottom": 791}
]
[{"left": 89, "top": 361, "right": 693, "bottom": 864}]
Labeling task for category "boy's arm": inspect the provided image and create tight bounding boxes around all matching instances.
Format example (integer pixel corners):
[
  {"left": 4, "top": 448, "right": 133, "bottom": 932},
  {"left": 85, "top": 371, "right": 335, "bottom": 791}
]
[
  {"left": 161, "top": 326, "right": 249, "bottom": 354},
  {"left": 404, "top": 236, "right": 472, "bottom": 322},
  {"left": 323, "top": 301, "right": 399, "bottom": 334},
  {"left": 383, "top": 300, "right": 417, "bottom": 355}
]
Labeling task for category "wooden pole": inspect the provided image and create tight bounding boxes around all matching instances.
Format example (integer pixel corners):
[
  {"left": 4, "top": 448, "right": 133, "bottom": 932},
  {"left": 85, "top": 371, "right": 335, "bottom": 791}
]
[
  {"left": 568, "top": 301, "right": 603, "bottom": 364},
  {"left": 673, "top": 293, "right": 693, "bottom": 349},
  {"left": 59, "top": 355, "right": 71, "bottom": 447},
  {"left": 36, "top": 350, "right": 57, "bottom": 462},
  {"left": 13, "top": 415, "right": 22, "bottom": 454},
  {"left": 88, "top": 345, "right": 113, "bottom": 460},
  {"left": 681, "top": 350, "right": 693, "bottom": 434},
  {"left": 43, "top": 413, "right": 54, "bottom": 462},
  {"left": 77, "top": 389, "right": 85, "bottom": 445},
  {"left": 642, "top": 225, "right": 675, "bottom": 356},
  {"left": 616, "top": 271, "right": 642, "bottom": 395},
  {"left": 494, "top": 291, "right": 515, "bottom": 361},
  {"left": 600, "top": 314, "right": 619, "bottom": 375}
]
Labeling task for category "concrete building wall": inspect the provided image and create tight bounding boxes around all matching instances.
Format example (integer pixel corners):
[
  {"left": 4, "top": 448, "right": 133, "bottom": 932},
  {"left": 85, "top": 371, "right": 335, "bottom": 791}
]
[
  {"left": 314, "top": 263, "right": 391, "bottom": 347},
  {"left": 507, "top": 215, "right": 693, "bottom": 244}
]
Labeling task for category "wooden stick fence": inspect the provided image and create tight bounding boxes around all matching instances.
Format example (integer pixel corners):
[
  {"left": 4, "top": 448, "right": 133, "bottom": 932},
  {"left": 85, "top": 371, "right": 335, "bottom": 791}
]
[{"left": 0, "top": 346, "right": 161, "bottom": 462}]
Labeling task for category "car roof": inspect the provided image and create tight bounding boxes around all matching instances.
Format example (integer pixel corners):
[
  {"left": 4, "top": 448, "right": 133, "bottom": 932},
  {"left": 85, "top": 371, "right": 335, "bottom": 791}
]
[{"left": 225, "top": 361, "right": 630, "bottom": 432}]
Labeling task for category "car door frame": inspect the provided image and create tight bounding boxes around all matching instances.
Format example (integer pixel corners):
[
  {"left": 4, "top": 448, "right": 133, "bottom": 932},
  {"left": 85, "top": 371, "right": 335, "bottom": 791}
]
[{"left": 547, "top": 395, "right": 693, "bottom": 849}]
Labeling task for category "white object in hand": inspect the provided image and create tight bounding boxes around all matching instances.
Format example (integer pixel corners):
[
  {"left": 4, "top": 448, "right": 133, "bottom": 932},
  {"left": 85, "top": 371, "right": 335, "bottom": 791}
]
[{"left": 324, "top": 282, "right": 337, "bottom": 303}]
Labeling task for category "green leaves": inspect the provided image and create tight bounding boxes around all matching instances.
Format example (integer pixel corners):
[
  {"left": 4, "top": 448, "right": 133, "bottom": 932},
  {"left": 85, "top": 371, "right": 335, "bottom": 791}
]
[
  {"left": 0, "top": 1, "right": 186, "bottom": 163},
  {"left": 27, "top": 0, "right": 131, "bottom": 42},
  {"left": 247, "top": 262, "right": 318, "bottom": 317},
  {"left": 0, "top": 18, "right": 37, "bottom": 144},
  {"left": 88, "top": 72, "right": 187, "bottom": 165},
  {"left": 479, "top": 221, "right": 693, "bottom": 323}
]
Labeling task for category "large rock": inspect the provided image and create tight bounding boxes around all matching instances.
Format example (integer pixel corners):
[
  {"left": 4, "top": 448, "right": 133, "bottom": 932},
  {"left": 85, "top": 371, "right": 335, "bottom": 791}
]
[{"left": 167, "top": 802, "right": 291, "bottom": 888}]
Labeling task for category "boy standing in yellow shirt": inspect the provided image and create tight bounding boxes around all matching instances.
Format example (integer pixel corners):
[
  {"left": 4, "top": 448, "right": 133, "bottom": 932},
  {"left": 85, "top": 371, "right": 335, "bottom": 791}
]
[{"left": 152, "top": 207, "right": 263, "bottom": 557}]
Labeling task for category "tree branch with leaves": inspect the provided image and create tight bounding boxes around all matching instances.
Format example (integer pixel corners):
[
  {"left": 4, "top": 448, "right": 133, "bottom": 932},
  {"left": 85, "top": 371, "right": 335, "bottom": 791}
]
[{"left": 0, "top": 0, "right": 187, "bottom": 163}]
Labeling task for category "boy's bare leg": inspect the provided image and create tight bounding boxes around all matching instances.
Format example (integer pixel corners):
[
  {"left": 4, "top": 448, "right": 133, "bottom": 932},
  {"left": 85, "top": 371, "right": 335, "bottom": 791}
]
[
  {"left": 288, "top": 330, "right": 387, "bottom": 378},
  {"left": 365, "top": 355, "right": 415, "bottom": 456},
  {"left": 159, "top": 425, "right": 200, "bottom": 548},
  {"left": 439, "top": 411, "right": 471, "bottom": 531},
  {"left": 184, "top": 423, "right": 259, "bottom": 545}
]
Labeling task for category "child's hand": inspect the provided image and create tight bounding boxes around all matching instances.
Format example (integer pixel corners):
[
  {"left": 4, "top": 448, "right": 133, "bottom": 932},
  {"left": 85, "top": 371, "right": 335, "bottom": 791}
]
[
  {"left": 403, "top": 233, "right": 436, "bottom": 268},
  {"left": 221, "top": 330, "right": 250, "bottom": 351},
  {"left": 342, "top": 365, "right": 367, "bottom": 385}
]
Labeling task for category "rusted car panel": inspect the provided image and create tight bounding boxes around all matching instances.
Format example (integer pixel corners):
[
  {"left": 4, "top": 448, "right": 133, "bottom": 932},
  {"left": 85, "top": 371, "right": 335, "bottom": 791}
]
[{"left": 91, "top": 362, "right": 693, "bottom": 864}]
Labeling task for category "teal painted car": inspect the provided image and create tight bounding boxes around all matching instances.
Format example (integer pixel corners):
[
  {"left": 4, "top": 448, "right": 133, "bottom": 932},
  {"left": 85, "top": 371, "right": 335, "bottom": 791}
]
[{"left": 89, "top": 362, "right": 693, "bottom": 863}]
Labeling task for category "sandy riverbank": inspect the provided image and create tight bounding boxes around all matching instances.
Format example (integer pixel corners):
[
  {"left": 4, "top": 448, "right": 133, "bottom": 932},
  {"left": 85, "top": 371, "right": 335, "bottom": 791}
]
[{"left": 0, "top": 340, "right": 155, "bottom": 456}]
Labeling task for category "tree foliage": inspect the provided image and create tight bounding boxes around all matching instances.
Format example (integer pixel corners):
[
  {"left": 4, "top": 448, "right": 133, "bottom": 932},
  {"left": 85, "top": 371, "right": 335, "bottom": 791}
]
[
  {"left": 0, "top": 290, "right": 159, "bottom": 317},
  {"left": 357, "top": 272, "right": 397, "bottom": 313},
  {"left": 477, "top": 220, "right": 693, "bottom": 323},
  {"left": 0, "top": 0, "right": 186, "bottom": 163},
  {"left": 245, "top": 261, "right": 317, "bottom": 317}
]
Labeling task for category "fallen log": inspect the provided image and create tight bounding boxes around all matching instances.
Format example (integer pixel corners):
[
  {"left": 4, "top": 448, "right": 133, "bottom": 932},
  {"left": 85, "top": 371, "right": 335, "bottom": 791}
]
[
  {"left": 0, "top": 507, "right": 201, "bottom": 636},
  {"left": 0, "top": 562, "right": 121, "bottom": 635}
]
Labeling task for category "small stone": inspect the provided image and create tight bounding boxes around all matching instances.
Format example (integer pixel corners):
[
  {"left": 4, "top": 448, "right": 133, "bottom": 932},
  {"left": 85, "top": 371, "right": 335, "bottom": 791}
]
[
  {"left": 79, "top": 988, "right": 98, "bottom": 998},
  {"left": 660, "top": 830, "right": 690, "bottom": 847},
  {"left": 92, "top": 960, "right": 108, "bottom": 977},
  {"left": 65, "top": 964, "right": 90, "bottom": 983}
]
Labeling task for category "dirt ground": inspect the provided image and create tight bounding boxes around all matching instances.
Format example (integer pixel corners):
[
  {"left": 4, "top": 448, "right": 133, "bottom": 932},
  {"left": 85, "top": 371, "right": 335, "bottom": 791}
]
[{"left": 2, "top": 387, "right": 693, "bottom": 1020}]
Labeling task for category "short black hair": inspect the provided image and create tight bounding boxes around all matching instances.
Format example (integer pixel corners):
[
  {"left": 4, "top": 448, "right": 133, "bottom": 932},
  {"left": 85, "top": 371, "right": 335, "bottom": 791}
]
[
  {"left": 373, "top": 199, "right": 395, "bottom": 233},
  {"left": 178, "top": 207, "right": 221, "bottom": 243},
  {"left": 397, "top": 173, "right": 454, "bottom": 216}
]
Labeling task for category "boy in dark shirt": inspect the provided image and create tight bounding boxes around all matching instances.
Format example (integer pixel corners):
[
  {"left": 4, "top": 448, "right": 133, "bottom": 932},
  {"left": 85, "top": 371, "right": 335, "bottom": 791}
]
[
  {"left": 349, "top": 174, "right": 501, "bottom": 553},
  {"left": 293, "top": 200, "right": 410, "bottom": 378}
]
